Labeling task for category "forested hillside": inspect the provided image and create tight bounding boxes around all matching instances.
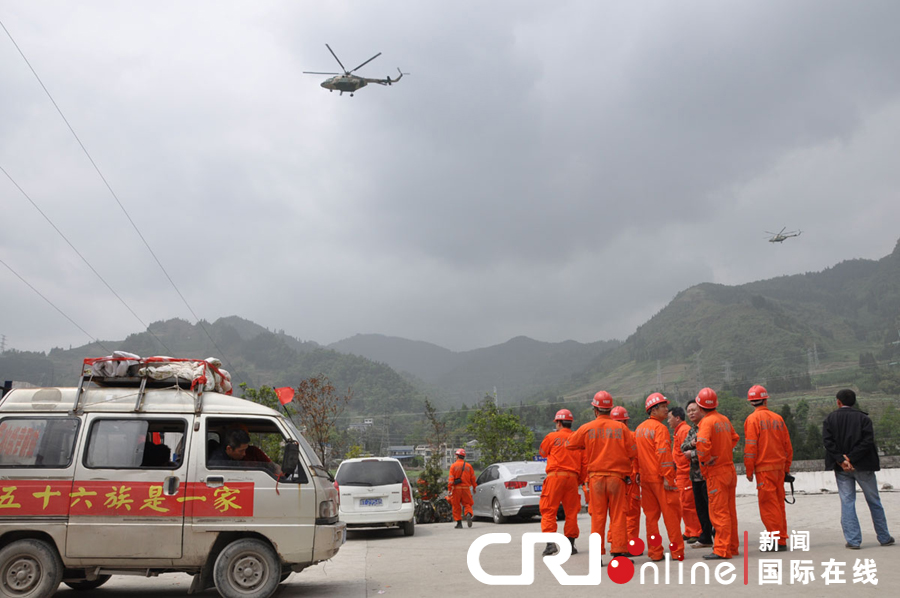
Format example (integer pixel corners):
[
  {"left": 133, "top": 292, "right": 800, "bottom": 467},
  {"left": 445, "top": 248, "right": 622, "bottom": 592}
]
[
  {"left": 0, "top": 317, "right": 424, "bottom": 416},
  {"left": 329, "top": 333, "right": 620, "bottom": 406}
]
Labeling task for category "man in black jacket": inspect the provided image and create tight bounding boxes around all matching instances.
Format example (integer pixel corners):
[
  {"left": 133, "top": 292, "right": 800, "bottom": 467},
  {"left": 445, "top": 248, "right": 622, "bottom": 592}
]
[{"left": 822, "top": 389, "right": 894, "bottom": 549}]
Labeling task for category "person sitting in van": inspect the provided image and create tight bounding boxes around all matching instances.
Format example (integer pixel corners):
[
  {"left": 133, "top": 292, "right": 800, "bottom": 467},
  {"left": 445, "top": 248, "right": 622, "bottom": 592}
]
[
  {"left": 209, "top": 428, "right": 281, "bottom": 477},
  {"left": 233, "top": 423, "right": 277, "bottom": 467}
]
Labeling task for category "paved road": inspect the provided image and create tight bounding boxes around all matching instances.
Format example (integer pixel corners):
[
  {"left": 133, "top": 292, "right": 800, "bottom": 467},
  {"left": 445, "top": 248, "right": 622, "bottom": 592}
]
[{"left": 57, "top": 491, "right": 899, "bottom": 597}]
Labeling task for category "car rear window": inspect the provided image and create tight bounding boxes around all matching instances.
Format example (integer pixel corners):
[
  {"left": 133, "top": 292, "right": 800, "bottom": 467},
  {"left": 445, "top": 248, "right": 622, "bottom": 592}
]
[
  {"left": 336, "top": 460, "right": 405, "bottom": 486},
  {"left": 505, "top": 462, "right": 547, "bottom": 476}
]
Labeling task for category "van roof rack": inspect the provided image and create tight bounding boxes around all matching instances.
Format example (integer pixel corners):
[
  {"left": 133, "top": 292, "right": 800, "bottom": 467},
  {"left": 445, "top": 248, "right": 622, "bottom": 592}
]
[{"left": 72, "top": 356, "right": 230, "bottom": 415}]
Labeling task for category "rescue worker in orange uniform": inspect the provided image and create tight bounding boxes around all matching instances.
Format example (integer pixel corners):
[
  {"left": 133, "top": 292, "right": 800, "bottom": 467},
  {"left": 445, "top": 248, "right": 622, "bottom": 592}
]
[
  {"left": 611, "top": 405, "right": 642, "bottom": 546},
  {"left": 668, "top": 405, "right": 703, "bottom": 544},
  {"left": 744, "top": 384, "right": 793, "bottom": 551},
  {"left": 567, "top": 391, "right": 637, "bottom": 562},
  {"left": 539, "top": 409, "right": 584, "bottom": 555},
  {"left": 694, "top": 387, "right": 740, "bottom": 559},
  {"left": 448, "top": 448, "right": 477, "bottom": 528},
  {"left": 635, "top": 393, "right": 685, "bottom": 561}
]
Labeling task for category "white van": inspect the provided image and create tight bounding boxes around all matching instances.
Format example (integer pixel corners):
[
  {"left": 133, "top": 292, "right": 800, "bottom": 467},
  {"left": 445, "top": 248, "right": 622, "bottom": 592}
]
[
  {"left": 333, "top": 457, "right": 415, "bottom": 535},
  {"left": 0, "top": 357, "right": 345, "bottom": 598}
]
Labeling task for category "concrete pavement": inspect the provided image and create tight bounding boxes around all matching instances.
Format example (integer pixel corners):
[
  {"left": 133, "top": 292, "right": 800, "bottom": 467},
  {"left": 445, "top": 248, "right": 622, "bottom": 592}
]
[{"left": 57, "top": 490, "right": 899, "bottom": 597}]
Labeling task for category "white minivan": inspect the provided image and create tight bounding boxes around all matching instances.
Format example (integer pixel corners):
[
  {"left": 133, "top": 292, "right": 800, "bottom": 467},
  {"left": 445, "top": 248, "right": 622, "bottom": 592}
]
[
  {"left": 333, "top": 457, "right": 415, "bottom": 536},
  {"left": 0, "top": 357, "right": 345, "bottom": 598}
]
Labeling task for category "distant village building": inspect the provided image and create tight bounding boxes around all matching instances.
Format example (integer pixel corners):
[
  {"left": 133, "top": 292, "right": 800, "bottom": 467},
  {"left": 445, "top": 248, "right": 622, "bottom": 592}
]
[
  {"left": 412, "top": 441, "right": 482, "bottom": 468},
  {"left": 387, "top": 445, "right": 415, "bottom": 462},
  {"left": 348, "top": 417, "right": 375, "bottom": 433}
]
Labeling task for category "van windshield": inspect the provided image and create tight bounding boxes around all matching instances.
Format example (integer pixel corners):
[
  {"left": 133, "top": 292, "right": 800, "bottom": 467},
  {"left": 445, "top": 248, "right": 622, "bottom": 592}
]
[{"left": 336, "top": 460, "right": 405, "bottom": 486}]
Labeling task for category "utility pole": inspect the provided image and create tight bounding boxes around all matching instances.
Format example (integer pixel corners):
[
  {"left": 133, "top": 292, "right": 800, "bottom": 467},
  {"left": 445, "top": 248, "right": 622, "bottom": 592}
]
[
  {"left": 813, "top": 343, "right": 820, "bottom": 370},
  {"left": 656, "top": 359, "right": 662, "bottom": 387},
  {"left": 723, "top": 360, "right": 733, "bottom": 384},
  {"left": 379, "top": 414, "right": 389, "bottom": 456},
  {"left": 0, "top": 334, "right": 6, "bottom": 353},
  {"left": 695, "top": 350, "right": 703, "bottom": 392}
]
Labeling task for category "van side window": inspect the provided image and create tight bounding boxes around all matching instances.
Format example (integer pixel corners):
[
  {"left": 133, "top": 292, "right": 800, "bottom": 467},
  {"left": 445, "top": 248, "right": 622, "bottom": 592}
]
[
  {"left": 206, "top": 418, "right": 308, "bottom": 483},
  {"left": 85, "top": 419, "right": 186, "bottom": 469},
  {"left": 0, "top": 417, "right": 80, "bottom": 468}
]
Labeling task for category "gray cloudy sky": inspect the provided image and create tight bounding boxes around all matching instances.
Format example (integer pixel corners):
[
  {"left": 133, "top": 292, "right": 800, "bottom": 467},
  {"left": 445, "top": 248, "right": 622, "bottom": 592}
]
[{"left": 2, "top": 0, "right": 899, "bottom": 354}]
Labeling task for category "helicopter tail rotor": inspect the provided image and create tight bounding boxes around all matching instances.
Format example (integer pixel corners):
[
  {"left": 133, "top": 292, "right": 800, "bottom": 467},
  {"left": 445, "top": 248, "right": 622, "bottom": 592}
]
[{"left": 389, "top": 68, "right": 408, "bottom": 84}]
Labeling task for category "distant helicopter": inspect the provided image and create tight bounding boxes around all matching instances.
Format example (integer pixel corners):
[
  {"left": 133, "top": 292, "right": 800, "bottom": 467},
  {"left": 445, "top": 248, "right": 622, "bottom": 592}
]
[
  {"left": 303, "top": 44, "right": 406, "bottom": 96},
  {"left": 766, "top": 227, "right": 802, "bottom": 243}
]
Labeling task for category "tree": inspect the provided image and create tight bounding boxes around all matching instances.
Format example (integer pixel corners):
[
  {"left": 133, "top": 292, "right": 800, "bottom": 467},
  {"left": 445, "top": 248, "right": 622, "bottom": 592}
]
[
  {"left": 293, "top": 374, "right": 352, "bottom": 466},
  {"left": 800, "top": 423, "right": 823, "bottom": 461},
  {"left": 419, "top": 398, "right": 448, "bottom": 500},
  {"left": 238, "top": 383, "right": 289, "bottom": 459},
  {"left": 467, "top": 394, "right": 534, "bottom": 464},
  {"left": 875, "top": 404, "right": 900, "bottom": 456},
  {"left": 344, "top": 444, "right": 365, "bottom": 460}
]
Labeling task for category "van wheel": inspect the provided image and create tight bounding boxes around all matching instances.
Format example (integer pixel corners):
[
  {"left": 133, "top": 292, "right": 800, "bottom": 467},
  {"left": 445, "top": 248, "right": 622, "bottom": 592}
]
[
  {"left": 213, "top": 539, "right": 280, "bottom": 598},
  {"left": 0, "top": 538, "right": 63, "bottom": 598},
  {"left": 401, "top": 519, "right": 415, "bottom": 536},
  {"left": 492, "top": 499, "right": 507, "bottom": 524},
  {"left": 65, "top": 574, "right": 111, "bottom": 591}
]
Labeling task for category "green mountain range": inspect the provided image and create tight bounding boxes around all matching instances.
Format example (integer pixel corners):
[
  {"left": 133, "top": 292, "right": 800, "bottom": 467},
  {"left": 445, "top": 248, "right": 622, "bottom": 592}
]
[
  {"left": 566, "top": 238, "right": 900, "bottom": 403},
  {"left": 0, "top": 317, "right": 423, "bottom": 416},
  {"left": 4, "top": 239, "right": 899, "bottom": 416},
  {"left": 327, "top": 334, "right": 620, "bottom": 406}
]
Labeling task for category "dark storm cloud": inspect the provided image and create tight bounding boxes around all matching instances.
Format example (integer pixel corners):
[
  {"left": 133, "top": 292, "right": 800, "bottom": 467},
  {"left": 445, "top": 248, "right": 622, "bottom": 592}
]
[
  {"left": 347, "top": 1, "right": 900, "bottom": 268},
  {"left": 2, "top": 0, "right": 900, "bottom": 353}
]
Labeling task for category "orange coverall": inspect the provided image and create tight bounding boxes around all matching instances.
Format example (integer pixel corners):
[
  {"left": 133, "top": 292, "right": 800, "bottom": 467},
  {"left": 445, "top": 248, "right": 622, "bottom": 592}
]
[
  {"left": 539, "top": 427, "right": 583, "bottom": 538},
  {"left": 447, "top": 459, "right": 477, "bottom": 521},
  {"left": 744, "top": 405, "right": 793, "bottom": 547},
  {"left": 673, "top": 420, "right": 703, "bottom": 539},
  {"left": 567, "top": 414, "right": 637, "bottom": 555},
  {"left": 624, "top": 456, "right": 641, "bottom": 544},
  {"left": 696, "top": 410, "right": 740, "bottom": 558},
  {"left": 636, "top": 417, "right": 685, "bottom": 560}
]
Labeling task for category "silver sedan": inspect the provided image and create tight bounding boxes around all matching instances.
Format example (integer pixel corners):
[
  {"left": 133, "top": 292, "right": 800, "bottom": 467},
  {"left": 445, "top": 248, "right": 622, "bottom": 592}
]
[{"left": 472, "top": 461, "right": 548, "bottom": 524}]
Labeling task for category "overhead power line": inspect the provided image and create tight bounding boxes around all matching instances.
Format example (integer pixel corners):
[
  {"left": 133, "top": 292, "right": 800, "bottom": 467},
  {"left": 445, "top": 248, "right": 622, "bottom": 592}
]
[
  {"left": 1, "top": 18, "right": 239, "bottom": 382},
  {"left": 1, "top": 164, "right": 172, "bottom": 354},
  {"left": 0, "top": 256, "right": 111, "bottom": 353}
]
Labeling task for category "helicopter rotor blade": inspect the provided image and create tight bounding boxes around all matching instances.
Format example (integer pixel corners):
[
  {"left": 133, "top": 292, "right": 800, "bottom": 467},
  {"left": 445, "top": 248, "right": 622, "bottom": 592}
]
[
  {"left": 326, "top": 44, "right": 349, "bottom": 74},
  {"left": 350, "top": 52, "right": 382, "bottom": 73},
  {"left": 303, "top": 71, "right": 340, "bottom": 75}
]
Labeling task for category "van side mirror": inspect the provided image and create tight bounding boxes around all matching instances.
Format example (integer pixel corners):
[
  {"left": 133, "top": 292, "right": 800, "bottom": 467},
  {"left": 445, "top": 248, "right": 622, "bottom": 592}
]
[{"left": 282, "top": 441, "right": 300, "bottom": 478}]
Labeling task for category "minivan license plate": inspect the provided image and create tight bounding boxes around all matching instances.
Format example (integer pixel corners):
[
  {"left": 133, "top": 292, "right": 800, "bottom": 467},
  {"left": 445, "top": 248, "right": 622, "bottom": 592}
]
[
  {"left": 533, "top": 485, "right": 542, "bottom": 492},
  {"left": 360, "top": 498, "right": 383, "bottom": 507}
]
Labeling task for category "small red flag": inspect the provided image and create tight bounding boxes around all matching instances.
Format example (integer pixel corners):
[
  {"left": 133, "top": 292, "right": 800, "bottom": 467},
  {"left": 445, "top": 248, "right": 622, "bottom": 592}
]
[{"left": 275, "top": 387, "right": 295, "bottom": 405}]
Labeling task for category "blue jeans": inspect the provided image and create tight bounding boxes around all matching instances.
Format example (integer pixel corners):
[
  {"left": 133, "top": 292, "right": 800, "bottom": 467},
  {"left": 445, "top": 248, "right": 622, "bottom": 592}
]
[{"left": 834, "top": 470, "right": 892, "bottom": 546}]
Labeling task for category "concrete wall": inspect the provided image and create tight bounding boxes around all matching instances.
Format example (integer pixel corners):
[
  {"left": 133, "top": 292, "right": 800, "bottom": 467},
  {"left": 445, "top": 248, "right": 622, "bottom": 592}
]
[{"left": 736, "top": 467, "right": 899, "bottom": 496}]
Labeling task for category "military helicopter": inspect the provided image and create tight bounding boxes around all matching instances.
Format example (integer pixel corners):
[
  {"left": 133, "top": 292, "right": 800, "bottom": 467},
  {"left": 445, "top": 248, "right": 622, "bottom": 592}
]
[
  {"left": 303, "top": 44, "right": 405, "bottom": 96},
  {"left": 765, "top": 227, "right": 802, "bottom": 243}
]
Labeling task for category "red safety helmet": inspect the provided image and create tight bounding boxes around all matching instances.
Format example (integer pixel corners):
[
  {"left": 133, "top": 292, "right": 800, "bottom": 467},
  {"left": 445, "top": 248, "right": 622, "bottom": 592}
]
[
  {"left": 592, "top": 391, "right": 614, "bottom": 409},
  {"left": 747, "top": 385, "right": 769, "bottom": 401},
  {"left": 696, "top": 387, "right": 718, "bottom": 409},
  {"left": 645, "top": 392, "right": 668, "bottom": 412},
  {"left": 610, "top": 405, "right": 630, "bottom": 421},
  {"left": 554, "top": 408, "right": 574, "bottom": 422},
  {"left": 455, "top": 448, "right": 466, "bottom": 458}
]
